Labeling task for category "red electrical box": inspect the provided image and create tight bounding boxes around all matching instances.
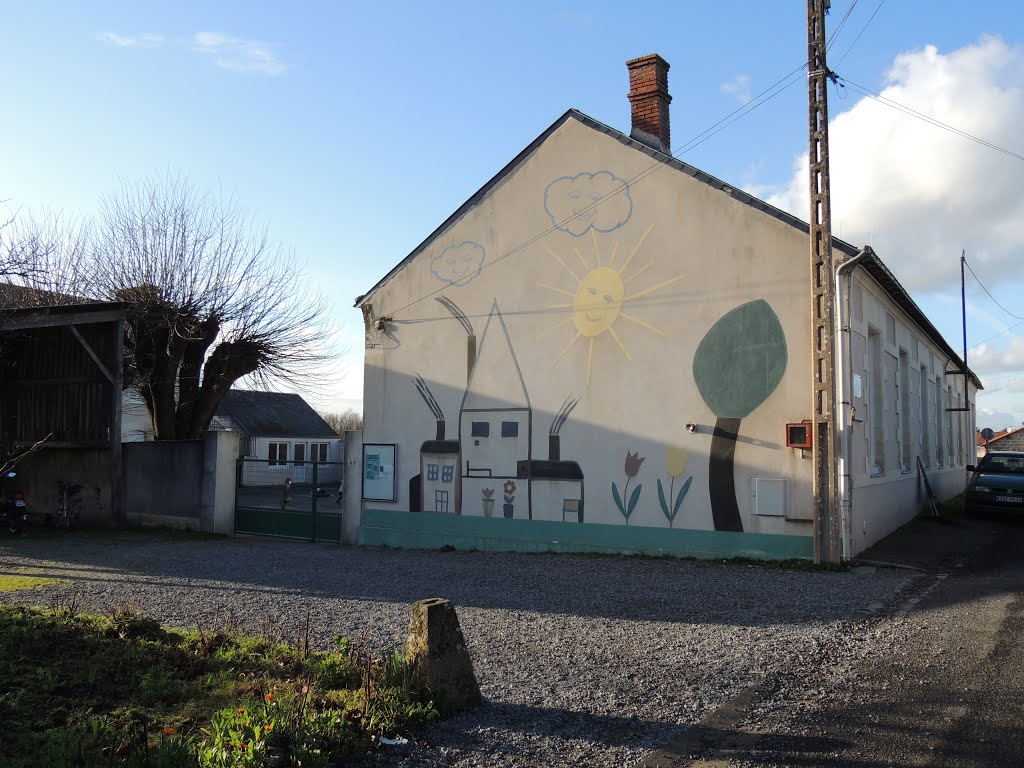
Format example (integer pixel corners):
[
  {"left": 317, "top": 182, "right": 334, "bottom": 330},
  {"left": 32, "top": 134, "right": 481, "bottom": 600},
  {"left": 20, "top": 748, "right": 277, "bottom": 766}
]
[{"left": 786, "top": 421, "right": 813, "bottom": 449}]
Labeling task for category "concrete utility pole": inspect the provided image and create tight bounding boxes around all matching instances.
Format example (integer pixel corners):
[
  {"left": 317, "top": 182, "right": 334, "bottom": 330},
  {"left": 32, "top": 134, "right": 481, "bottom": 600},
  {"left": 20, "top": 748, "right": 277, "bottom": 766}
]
[{"left": 807, "top": 0, "right": 841, "bottom": 563}]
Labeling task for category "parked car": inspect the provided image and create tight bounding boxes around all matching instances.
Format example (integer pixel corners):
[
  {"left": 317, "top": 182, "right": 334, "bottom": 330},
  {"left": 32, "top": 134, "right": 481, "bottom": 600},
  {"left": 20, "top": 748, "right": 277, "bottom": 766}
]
[{"left": 964, "top": 451, "right": 1024, "bottom": 516}]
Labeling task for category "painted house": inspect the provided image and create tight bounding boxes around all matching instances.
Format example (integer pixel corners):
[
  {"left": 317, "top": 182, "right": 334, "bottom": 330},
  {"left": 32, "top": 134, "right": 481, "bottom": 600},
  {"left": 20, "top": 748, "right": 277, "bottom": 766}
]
[
  {"left": 354, "top": 54, "right": 981, "bottom": 560},
  {"left": 215, "top": 390, "right": 343, "bottom": 486}
]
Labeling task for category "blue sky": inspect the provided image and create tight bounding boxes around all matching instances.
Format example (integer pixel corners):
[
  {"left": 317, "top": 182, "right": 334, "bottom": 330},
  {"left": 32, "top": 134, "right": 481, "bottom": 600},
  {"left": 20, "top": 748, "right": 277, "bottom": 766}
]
[{"left": 2, "top": 2, "right": 1022, "bottom": 428}]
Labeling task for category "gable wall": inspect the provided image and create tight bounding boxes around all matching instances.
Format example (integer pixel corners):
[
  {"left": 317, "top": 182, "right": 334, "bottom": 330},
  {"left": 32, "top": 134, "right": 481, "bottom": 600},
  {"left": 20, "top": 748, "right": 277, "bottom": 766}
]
[{"left": 359, "top": 118, "right": 817, "bottom": 557}]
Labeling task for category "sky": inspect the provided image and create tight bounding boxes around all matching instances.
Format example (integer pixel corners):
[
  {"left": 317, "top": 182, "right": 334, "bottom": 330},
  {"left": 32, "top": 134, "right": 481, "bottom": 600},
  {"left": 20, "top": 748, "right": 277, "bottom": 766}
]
[{"left": 2, "top": 1, "right": 1022, "bottom": 430}]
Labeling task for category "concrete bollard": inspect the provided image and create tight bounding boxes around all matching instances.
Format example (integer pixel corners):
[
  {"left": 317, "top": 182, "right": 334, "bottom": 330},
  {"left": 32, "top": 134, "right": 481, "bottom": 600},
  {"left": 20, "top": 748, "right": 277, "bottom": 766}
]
[{"left": 405, "top": 598, "right": 482, "bottom": 713}]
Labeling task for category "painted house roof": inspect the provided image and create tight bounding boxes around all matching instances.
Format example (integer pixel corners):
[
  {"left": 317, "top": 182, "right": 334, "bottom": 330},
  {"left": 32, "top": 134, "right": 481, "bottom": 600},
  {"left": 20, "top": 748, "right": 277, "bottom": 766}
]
[
  {"left": 355, "top": 108, "right": 982, "bottom": 390},
  {"left": 215, "top": 390, "right": 337, "bottom": 439}
]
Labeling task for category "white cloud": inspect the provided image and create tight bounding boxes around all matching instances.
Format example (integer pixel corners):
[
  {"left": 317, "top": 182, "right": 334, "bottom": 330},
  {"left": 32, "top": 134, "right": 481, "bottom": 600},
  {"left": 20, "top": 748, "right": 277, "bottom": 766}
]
[
  {"left": 977, "top": 406, "right": 1023, "bottom": 431},
  {"left": 101, "top": 32, "right": 164, "bottom": 48},
  {"left": 720, "top": 73, "right": 752, "bottom": 104},
  {"left": 766, "top": 36, "right": 1024, "bottom": 293},
  {"left": 192, "top": 32, "right": 285, "bottom": 76},
  {"left": 972, "top": 336, "right": 1024, "bottom": 376}
]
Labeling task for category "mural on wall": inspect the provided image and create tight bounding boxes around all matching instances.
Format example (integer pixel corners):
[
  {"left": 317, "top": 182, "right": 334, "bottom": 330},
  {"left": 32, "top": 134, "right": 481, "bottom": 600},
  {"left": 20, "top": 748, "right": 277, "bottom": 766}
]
[
  {"left": 539, "top": 224, "right": 684, "bottom": 386},
  {"left": 693, "top": 299, "right": 788, "bottom": 532},
  {"left": 435, "top": 296, "right": 474, "bottom": 335},
  {"left": 544, "top": 171, "right": 633, "bottom": 236},
  {"left": 657, "top": 446, "right": 694, "bottom": 528},
  {"left": 430, "top": 242, "right": 485, "bottom": 286},
  {"left": 405, "top": 300, "right": 587, "bottom": 522},
  {"left": 612, "top": 451, "right": 645, "bottom": 525}
]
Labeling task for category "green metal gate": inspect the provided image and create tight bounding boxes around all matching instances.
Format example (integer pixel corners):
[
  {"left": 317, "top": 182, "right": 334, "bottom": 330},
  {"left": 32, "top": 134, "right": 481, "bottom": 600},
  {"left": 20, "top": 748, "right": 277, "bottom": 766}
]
[{"left": 234, "top": 458, "right": 344, "bottom": 542}]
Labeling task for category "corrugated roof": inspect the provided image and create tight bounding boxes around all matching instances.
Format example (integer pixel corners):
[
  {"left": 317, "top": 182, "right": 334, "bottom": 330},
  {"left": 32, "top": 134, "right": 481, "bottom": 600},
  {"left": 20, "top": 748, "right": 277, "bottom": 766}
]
[
  {"left": 356, "top": 108, "right": 979, "bottom": 388},
  {"left": 216, "top": 390, "right": 338, "bottom": 439}
]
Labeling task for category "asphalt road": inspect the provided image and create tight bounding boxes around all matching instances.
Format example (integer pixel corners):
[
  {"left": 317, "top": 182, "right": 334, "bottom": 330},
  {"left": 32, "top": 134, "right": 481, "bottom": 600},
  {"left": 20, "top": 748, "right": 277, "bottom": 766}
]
[{"left": 656, "top": 512, "right": 1024, "bottom": 768}]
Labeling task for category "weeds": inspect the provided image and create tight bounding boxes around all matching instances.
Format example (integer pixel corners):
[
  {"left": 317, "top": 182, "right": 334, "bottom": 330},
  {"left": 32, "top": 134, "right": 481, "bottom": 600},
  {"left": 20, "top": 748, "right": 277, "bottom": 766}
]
[{"left": 0, "top": 604, "right": 438, "bottom": 767}]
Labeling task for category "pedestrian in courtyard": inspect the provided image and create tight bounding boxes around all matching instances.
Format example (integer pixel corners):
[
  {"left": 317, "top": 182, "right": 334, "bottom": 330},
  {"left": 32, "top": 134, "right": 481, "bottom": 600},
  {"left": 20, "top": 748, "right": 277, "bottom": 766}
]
[
  {"left": 281, "top": 477, "right": 293, "bottom": 509},
  {"left": 335, "top": 478, "right": 344, "bottom": 507}
]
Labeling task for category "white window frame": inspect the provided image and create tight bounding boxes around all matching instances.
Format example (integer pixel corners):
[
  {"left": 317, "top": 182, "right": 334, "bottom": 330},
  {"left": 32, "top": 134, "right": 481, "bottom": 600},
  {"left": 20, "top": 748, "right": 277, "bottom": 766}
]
[
  {"left": 269, "top": 441, "right": 288, "bottom": 466},
  {"left": 310, "top": 442, "right": 330, "bottom": 463}
]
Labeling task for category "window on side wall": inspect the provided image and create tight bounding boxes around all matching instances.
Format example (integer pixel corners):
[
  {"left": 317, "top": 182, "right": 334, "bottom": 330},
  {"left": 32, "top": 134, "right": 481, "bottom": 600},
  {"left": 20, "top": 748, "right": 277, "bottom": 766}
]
[
  {"left": 501, "top": 421, "right": 519, "bottom": 437},
  {"left": 471, "top": 422, "right": 489, "bottom": 438},
  {"left": 269, "top": 442, "right": 288, "bottom": 466},
  {"left": 868, "top": 328, "right": 885, "bottom": 476},
  {"left": 310, "top": 442, "right": 329, "bottom": 463},
  {"left": 293, "top": 443, "right": 306, "bottom": 467}
]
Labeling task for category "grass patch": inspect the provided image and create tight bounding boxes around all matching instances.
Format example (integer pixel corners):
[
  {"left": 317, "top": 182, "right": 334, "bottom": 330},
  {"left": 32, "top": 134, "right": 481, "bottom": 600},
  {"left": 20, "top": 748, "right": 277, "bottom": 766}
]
[
  {"left": 0, "top": 602, "right": 438, "bottom": 767},
  {"left": 0, "top": 571, "right": 69, "bottom": 592}
]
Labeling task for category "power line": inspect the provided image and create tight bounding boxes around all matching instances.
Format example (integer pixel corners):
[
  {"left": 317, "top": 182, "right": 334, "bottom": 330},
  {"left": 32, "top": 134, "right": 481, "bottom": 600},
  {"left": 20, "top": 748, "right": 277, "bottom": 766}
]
[
  {"left": 980, "top": 376, "right": 1024, "bottom": 395},
  {"left": 963, "top": 258, "right": 1024, "bottom": 321},
  {"left": 379, "top": 62, "right": 810, "bottom": 320},
  {"left": 836, "top": 76, "right": 1024, "bottom": 162},
  {"left": 968, "top": 320, "right": 1024, "bottom": 351},
  {"left": 826, "top": 0, "right": 860, "bottom": 52},
  {"left": 836, "top": 0, "right": 886, "bottom": 64}
]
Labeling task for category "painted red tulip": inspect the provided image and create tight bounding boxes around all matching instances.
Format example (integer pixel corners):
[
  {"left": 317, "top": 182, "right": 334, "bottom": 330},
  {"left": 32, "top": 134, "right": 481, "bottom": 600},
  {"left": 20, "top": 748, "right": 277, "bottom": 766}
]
[{"left": 624, "top": 451, "right": 645, "bottom": 478}]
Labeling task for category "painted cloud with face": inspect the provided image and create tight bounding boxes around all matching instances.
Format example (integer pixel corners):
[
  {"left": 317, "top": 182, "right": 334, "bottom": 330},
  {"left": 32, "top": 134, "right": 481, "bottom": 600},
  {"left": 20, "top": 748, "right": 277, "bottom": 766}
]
[
  {"left": 430, "top": 241, "right": 485, "bottom": 286},
  {"left": 544, "top": 171, "right": 633, "bottom": 236}
]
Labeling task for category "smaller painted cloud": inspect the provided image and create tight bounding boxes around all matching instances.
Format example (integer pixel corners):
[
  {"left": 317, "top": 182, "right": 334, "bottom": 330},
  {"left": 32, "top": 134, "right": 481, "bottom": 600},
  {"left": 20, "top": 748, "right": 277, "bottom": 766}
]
[
  {"left": 193, "top": 32, "right": 285, "bottom": 76},
  {"left": 101, "top": 32, "right": 165, "bottom": 48},
  {"left": 430, "top": 242, "right": 485, "bottom": 286},
  {"left": 544, "top": 171, "right": 633, "bottom": 236}
]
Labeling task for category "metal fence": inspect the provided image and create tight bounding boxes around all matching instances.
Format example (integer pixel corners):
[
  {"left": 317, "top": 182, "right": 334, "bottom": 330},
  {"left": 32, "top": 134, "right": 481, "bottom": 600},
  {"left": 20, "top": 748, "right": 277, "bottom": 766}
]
[{"left": 234, "top": 459, "right": 344, "bottom": 542}]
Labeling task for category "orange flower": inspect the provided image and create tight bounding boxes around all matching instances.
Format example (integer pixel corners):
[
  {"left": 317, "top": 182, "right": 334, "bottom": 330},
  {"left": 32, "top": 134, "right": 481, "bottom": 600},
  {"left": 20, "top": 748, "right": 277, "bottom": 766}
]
[
  {"left": 264, "top": 724, "right": 273, "bottom": 732},
  {"left": 238, "top": 742, "right": 248, "bottom": 749},
  {"left": 162, "top": 727, "right": 176, "bottom": 736},
  {"left": 237, "top": 707, "right": 245, "bottom": 714},
  {"left": 147, "top": 742, "right": 154, "bottom": 749},
  {"left": 264, "top": 693, "right": 275, "bottom": 702}
]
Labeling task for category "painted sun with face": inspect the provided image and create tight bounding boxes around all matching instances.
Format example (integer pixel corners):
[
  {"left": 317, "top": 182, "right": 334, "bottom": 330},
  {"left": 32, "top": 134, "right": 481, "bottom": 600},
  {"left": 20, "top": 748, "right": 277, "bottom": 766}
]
[{"left": 538, "top": 225, "right": 684, "bottom": 385}]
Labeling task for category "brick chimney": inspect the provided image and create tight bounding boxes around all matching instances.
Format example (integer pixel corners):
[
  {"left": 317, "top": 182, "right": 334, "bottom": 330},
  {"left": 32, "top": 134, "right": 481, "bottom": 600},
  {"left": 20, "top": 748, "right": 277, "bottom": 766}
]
[{"left": 627, "top": 54, "right": 671, "bottom": 153}]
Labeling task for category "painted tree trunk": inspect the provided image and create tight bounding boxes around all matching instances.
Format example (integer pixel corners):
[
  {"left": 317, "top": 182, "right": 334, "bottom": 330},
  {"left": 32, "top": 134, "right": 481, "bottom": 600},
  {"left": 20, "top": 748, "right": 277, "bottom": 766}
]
[{"left": 709, "top": 417, "right": 744, "bottom": 532}]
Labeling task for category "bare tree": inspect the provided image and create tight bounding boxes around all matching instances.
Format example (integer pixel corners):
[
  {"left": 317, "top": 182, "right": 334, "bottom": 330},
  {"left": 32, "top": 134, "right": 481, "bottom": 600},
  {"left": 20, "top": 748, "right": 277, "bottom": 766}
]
[
  {"left": 5, "top": 173, "right": 340, "bottom": 440},
  {"left": 320, "top": 408, "right": 363, "bottom": 435}
]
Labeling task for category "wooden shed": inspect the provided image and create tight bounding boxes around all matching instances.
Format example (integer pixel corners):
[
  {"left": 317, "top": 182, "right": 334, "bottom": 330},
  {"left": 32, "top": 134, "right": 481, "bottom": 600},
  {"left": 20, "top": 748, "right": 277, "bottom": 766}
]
[{"left": 0, "top": 302, "right": 128, "bottom": 524}]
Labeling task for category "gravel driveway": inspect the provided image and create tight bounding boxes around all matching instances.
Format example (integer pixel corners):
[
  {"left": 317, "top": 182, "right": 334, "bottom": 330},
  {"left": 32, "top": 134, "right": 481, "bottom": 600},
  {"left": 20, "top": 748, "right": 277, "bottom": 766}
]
[{"left": 0, "top": 532, "right": 913, "bottom": 767}]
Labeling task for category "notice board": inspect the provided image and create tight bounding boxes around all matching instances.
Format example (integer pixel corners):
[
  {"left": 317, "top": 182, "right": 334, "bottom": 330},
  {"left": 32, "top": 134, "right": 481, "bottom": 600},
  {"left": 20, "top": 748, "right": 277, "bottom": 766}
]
[{"left": 362, "top": 443, "right": 397, "bottom": 501}]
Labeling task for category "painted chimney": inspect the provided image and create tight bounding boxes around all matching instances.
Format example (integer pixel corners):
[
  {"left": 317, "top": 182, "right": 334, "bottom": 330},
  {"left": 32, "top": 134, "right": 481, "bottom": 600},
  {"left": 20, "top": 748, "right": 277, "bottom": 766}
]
[{"left": 627, "top": 54, "right": 671, "bottom": 153}]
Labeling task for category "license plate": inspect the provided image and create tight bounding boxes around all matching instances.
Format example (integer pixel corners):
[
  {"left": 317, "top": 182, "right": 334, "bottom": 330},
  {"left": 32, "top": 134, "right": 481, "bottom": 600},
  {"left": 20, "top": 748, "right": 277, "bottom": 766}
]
[
  {"left": 996, "top": 496, "right": 1023, "bottom": 503},
  {"left": 14, "top": 500, "right": 25, "bottom": 507}
]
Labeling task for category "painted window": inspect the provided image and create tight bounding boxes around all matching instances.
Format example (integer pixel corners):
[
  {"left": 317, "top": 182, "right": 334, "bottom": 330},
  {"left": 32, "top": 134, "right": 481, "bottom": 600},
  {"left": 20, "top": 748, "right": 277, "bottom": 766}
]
[
  {"left": 310, "top": 442, "right": 329, "bottom": 462},
  {"left": 442, "top": 465, "right": 454, "bottom": 483},
  {"left": 434, "top": 490, "right": 449, "bottom": 513},
  {"left": 501, "top": 421, "right": 519, "bottom": 437},
  {"left": 426, "top": 463, "right": 439, "bottom": 481},
  {"left": 920, "top": 365, "right": 930, "bottom": 467},
  {"left": 471, "top": 421, "right": 489, "bottom": 437},
  {"left": 899, "top": 349, "right": 911, "bottom": 471},
  {"left": 935, "top": 376, "right": 944, "bottom": 467},
  {"left": 269, "top": 442, "right": 288, "bottom": 466},
  {"left": 293, "top": 443, "right": 306, "bottom": 467}
]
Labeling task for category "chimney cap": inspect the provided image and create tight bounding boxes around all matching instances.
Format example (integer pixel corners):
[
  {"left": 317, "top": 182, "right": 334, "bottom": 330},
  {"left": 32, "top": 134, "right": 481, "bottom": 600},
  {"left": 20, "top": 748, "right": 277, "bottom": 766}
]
[{"left": 626, "top": 53, "right": 671, "bottom": 70}]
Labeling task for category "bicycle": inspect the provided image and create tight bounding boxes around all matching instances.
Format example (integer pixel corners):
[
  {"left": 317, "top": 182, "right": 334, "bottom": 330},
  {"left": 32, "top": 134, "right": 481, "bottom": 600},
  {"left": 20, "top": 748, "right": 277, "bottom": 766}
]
[{"left": 54, "top": 481, "right": 83, "bottom": 529}]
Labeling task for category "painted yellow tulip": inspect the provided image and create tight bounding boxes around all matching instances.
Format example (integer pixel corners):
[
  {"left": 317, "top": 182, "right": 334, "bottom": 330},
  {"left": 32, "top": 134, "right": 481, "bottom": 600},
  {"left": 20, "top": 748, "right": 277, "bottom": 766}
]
[{"left": 666, "top": 446, "right": 689, "bottom": 477}]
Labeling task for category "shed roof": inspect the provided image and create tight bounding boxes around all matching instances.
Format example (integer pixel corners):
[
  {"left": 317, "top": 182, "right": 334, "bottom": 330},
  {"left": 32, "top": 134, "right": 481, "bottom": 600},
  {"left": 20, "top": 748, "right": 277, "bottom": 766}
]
[
  {"left": 216, "top": 390, "right": 338, "bottom": 439},
  {"left": 355, "top": 108, "right": 980, "bottom": 389}
]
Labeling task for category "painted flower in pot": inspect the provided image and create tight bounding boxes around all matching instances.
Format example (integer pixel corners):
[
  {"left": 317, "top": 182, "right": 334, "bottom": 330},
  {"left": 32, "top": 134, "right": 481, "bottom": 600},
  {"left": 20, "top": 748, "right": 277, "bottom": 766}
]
[
  {"left": 502, "top": 480, "right": 516, "bottom": 518},
  {"left": 657, "top": 445, "right": 693, "bottom": 528},
  {"left": 612, "top": 451, "right": 645, "bottom": 525},
  {"left": 482, "top": 488, "right": 495, "bottom": 517}
]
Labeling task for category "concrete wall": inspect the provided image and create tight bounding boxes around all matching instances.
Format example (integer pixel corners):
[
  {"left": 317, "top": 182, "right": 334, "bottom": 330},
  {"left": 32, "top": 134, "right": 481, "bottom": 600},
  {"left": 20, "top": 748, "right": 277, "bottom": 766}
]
[
  {"left": 342, "top": 429, "right": 363, "bottom": 544},
  {"left": 124, "top": 440, "right": 204, "bottom": 528},
  {"left": 201, "top": 430, "right": 239, "bottom": 534},
  {"left": 358, "top": 117, "right": 817, "bottom": 558},
  {"left": 16, "top": 448, "right": 112, "bottom": 525},
  {"left": 845, "top": 269, "right": 977, "bottom": 553}
]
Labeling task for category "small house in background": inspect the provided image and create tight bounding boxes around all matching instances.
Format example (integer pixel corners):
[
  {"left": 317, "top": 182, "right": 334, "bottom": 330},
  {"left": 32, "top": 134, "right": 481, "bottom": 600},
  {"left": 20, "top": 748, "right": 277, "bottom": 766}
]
[
  {"left": 977, "top": 426, "right": 1024, "bottom": 457},
  {"left": 215, "top": 390, "right": 343, "bottom": 486}
]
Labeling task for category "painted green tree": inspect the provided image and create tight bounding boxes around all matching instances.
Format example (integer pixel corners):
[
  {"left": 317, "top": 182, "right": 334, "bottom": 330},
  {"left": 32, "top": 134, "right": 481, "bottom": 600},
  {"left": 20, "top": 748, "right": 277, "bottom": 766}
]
[{"left": 692, "top": 299, "right": 787, "bottom": 532}]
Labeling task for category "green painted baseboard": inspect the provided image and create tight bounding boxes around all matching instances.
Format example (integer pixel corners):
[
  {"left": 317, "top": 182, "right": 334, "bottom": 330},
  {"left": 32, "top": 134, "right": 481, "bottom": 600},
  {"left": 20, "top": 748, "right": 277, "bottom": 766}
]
[{"left": 358, "top": 509, "right": 812, "bottom": 560}]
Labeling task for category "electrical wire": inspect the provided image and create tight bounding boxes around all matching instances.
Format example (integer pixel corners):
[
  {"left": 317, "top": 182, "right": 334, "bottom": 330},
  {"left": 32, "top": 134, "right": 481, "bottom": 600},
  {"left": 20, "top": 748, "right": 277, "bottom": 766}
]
[
  {"left": 968, "top": 320, "right": 1024, "bottom": 350},
  {"left": 836, "top": 0, "right": 886, "bottom": 64},
  {"left": 377, "top": 62, "right": 810, "bottom": 320},
  {"left": 836, "top": 76, "right": 1024, "bottom": 162},
  {"left": 980, "top": 376, "right": 1024, "bottom": 395},
  {"left": 963, "top": 258, "right": 1024, "bottom": 321},
  {"left": 826, "top": 0, "right": 860, "bottom": 52}
]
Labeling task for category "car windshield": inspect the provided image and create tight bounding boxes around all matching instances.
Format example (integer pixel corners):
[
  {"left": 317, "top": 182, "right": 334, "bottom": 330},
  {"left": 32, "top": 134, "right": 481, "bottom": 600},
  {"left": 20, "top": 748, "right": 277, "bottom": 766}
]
[{"left": 978, "top": 454, "right": 1024, "bottom": 474}]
